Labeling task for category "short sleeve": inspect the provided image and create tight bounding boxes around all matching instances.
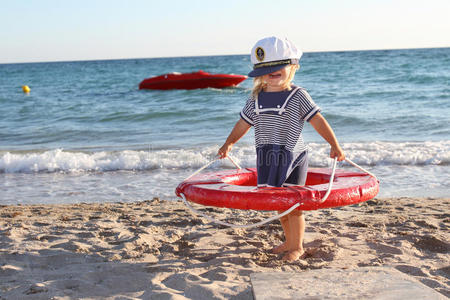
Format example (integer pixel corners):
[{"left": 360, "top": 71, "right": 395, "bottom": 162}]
[
  {"left": 240, "top": 97, "right": 255, "bottom": 126},
  {"left": 297, "top": 89, "right": 321, "bottom": 122}
]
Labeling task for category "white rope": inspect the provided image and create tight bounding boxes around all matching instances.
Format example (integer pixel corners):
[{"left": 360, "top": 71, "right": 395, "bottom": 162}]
[
  {"left": 178, "top": 155, "right": 376, "bottom": 229},
  {"left": 183, "top": 155, "right": 241, "bottom": 182},
  {"left": 180, "top": 193, "right": 302, "bottom": 229},
  {"left": 345, "top": 158, "right": 378, "bottom": 179},
  {"left": 315, "top": 157, "right": 338, "bottom": 204},
  {"left": 226, "top": 155, "right": 242, "bottom": 170}
]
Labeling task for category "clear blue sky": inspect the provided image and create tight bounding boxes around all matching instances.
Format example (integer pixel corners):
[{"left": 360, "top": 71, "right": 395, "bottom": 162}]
[{"left": 1, "top": 0, "right": 449, "bottom": 63}]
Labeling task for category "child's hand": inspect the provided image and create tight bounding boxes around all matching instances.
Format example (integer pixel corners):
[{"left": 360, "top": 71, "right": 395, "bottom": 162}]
[
  {"left": 218, "top": 143, "right": 233, "bottom": 159},
  {"left": 330, "top": 145, "right": 345, "bottom": 161}
]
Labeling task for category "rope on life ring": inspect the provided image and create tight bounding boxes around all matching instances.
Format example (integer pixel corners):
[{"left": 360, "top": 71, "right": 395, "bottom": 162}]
[{"left": 178, "top": 155, "right": 376, "bottom": 229}]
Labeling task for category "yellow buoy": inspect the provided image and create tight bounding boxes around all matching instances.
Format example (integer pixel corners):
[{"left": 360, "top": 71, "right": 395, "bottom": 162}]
[{"left": 22, "top": 85, "right": 30, "bottom": 93}]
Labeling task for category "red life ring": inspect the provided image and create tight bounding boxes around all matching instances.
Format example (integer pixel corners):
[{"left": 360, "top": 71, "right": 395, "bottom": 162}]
[{"left": 175, "top": 168, "right": 379, "bottom": 211}]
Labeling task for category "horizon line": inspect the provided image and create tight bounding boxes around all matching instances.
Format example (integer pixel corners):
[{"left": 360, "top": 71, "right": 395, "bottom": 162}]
[{"left": 1, "top": 45, "right": 449, "bottom": 65}]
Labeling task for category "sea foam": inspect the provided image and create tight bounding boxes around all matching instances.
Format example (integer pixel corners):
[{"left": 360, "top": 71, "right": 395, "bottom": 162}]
[{"left": 1, "top": 141, "right": 448, "bottom": 174}]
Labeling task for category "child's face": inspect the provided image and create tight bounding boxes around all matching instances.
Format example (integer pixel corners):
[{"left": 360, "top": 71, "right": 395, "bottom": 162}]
[{"left": 262, "top": 66, "right": 290, "bottom": 91}]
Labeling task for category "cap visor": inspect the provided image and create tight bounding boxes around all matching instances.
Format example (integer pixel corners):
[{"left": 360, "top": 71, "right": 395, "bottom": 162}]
[{"left": 248, "top": 64, "right": 288, "bottom": 77}]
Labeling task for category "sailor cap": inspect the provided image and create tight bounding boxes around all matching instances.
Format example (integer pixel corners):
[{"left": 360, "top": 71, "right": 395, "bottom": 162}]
[{"left": 248, "top": 36, "right": 302, "bottom": 77}]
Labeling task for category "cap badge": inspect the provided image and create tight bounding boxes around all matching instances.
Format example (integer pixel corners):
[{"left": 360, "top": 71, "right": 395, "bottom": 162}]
[{"left": 255, "top": 47, "right": 265, "bottom": 62}]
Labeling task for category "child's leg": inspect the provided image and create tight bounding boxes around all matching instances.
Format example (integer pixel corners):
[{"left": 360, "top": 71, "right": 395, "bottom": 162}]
[
  {"left": 272, "top": 213, "right": 290, "bottom": 253},
  {"left": 282, "top": 210, "right": 305, "bottom": 261},
  {"left": 278, "top": 152, "right": 308, "bottom": 258}
]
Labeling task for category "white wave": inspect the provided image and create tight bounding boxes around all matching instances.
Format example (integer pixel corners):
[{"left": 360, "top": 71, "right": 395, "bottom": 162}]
[
  {"left": 0, "top": 141, "right": 448, "bottom": 174},
  {"left": 308, "top": 141, "right": 450, "bottom": 167},
  {"left": 0, "top": 148, "right": 214, "bottom": 173}
]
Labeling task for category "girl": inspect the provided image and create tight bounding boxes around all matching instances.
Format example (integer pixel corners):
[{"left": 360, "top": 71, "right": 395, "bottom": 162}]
[{"left": 218, "top": 36, "right": 345, "bottom": 261}]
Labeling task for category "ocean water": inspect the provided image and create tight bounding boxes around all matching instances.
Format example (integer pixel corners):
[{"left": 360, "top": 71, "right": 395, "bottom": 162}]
[{"left": 0, "top": 48, "right": 449, "bottom": 205}]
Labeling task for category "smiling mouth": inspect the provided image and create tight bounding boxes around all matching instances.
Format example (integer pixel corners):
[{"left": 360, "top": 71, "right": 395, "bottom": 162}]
[{"left": 269, "top": 72, "right": 281, "bottom": 79}]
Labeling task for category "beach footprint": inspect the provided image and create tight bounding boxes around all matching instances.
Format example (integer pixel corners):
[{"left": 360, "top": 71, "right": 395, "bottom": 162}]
[
  {"left": 303, "top": 239, "right": 341, "bottom": 261},
  {"left": 413, "top": 235, "right": 449, "bottom": 253}
]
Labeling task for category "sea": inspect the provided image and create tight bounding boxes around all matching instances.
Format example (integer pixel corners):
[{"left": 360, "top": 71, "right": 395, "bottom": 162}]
[{"left": 1, "top": 48, "right": 449, "bottom": 205}]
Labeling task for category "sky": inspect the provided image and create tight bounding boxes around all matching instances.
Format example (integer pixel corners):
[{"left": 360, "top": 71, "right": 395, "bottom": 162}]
[{"left": 1, "top": 0, "right": 449, "bottom": 63}]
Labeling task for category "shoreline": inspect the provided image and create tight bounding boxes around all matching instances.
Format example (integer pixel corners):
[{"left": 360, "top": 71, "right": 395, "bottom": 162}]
[{"left": 1, "top": 197, "right": 449, "bottom": 299}]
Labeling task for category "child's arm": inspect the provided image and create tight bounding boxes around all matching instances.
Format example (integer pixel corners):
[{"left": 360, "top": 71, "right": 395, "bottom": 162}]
[
  {"left": 218, "top": 119, "right": 251, "bottom": 158},
  {"left": 309, "top": 112, "right": 345, "bottom": 161}
]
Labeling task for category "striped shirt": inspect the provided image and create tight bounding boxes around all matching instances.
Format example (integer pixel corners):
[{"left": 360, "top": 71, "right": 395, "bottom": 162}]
[{"left": 240, "top": 85, "right": 320, "bottom": 187}]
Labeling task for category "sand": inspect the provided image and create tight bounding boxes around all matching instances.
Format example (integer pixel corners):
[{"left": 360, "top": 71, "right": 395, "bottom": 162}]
[{"left": 0, "top": 197, "right": 449, "bottom": 299}]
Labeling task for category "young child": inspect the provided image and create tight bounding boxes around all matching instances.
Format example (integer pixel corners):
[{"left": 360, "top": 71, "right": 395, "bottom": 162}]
[{"left": 218, "top": 36, "right": 345, "bottom": 261}]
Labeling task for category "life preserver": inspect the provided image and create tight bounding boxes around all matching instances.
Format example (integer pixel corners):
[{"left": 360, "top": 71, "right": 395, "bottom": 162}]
[{"left": 175, "top": 167, "right": 379, "bottom": 211}]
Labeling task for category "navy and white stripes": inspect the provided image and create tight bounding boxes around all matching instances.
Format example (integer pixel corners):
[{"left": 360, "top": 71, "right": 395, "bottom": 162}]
[
  {"left": 239, "top": 86, "right": 320, "bottom": 187},
  {"left": 240, "top": 86, "right": 320, "bottom": 153}
]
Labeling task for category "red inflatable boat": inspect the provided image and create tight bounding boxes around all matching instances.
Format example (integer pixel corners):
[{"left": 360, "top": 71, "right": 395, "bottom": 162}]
[
  {"left": 139, "top": 70, "right": 247, "bottom": 90},
  {"left": 175, "top": 168, "right": 379, "bottom": 211}
]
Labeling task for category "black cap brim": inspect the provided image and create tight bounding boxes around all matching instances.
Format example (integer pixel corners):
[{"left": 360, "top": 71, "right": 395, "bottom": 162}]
[{"left": 248, "top": 64, "right": 289, "bottom": 77}]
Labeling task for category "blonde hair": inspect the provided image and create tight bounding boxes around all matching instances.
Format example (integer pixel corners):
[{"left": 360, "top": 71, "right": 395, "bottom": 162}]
[{"left": 251, "top": 64, "right": 299, "bottom": 98}]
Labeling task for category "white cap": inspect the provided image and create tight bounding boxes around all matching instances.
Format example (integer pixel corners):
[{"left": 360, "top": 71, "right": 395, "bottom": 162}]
[{"left": 249, "top": 36, "right": 302, "bottom": 77}]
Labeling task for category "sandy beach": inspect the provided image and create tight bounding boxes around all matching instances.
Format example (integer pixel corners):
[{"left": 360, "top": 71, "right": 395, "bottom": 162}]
[{"left": 1, "top": 197, "right": 449, "bottom": 299}]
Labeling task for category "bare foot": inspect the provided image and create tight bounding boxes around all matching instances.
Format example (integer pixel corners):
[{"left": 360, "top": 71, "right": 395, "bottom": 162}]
[
  {"left": 282, "top": 249, "right": 305, "bottom": 262},
  {"left": 271, "top": 242, "right": 289, "bottom": 254}
]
